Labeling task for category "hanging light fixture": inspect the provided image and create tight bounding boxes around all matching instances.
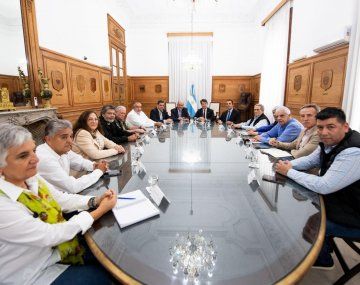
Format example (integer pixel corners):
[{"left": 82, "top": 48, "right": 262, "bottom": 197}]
[{"left": 182, "top": 0, "right": 202, "bottom": 71}]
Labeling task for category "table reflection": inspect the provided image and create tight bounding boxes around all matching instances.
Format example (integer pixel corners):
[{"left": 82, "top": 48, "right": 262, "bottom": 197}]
[{"left": 83, "top": 123, "right": 322, "bottom": 285}]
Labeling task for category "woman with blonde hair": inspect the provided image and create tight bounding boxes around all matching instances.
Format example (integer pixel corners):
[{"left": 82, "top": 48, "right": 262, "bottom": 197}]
[{"left": 73, "top": 110, "right": 125, "bottom": 160}]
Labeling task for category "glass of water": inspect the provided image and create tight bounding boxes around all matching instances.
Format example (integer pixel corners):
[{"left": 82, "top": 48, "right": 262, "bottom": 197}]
[{"left": 148, "top": 174, "right": 159, "bottom": 187}]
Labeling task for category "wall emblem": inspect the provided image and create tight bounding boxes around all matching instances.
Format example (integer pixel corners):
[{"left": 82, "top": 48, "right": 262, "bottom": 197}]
[
  {"left": 219, "top": 84, "right": 226, "bottom": 93},
  {"left": 294, "top": 75, "right": 302, "bottom": 92},
  {"left": 51, "top": 70, "right": 64, "bottom": 92},
  {"left": 321, "top": 69, "right": 333, "bottom": 91},
  {"left": 239, "top": 84, "right": 245, "bottom": 92},
  {"left": 104, "top": 80, "right": 109, "bottom": 93},
  {"left": 90, "top": 78, "right": 97, "bottom": 93},
  {"left": 76, "top": 75, "right": 85, "bottom": 93},
  {"left": 155, "top": 84, "right": 162, "bottom": 93}
]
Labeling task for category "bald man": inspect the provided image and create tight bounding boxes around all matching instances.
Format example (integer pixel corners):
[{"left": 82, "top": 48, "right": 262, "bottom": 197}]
[
  {"left": 126, "top": 102, "right": 162, "bottom": 128},
  {"left": 170, "top": 101, "right": 190, "bottom": 122}
]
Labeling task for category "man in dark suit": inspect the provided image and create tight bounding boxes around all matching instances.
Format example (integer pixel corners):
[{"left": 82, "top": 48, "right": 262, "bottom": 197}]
[
  {"left": 150, "top": 100, "right": 173, "bottom": 123},
  {"left": 218, "top": 99, "right": 241, "bottom": 125},
  {"left": 171, "top": 101, "right": 190, "bottom": 122},
  {"left": 194, "top": 99, "right": 216, "bottom": 122}
]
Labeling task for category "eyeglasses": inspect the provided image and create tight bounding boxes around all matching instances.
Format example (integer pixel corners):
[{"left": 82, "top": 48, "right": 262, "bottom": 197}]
[{"left": 88, "top": 118, "right": 99, "bottom": 121}]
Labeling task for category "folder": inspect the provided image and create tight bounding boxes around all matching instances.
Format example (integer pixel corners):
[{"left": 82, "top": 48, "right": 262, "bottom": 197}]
[{"left": 112, "top": 190, "right": 160, "bottom": 228}]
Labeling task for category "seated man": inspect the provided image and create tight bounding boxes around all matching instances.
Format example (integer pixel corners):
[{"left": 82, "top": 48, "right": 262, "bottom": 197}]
[
  {"left": 115, "top": 105, "right": 145, "bottom": 134},
  {"left": 37, "top": 119, "right": 108, "bottom": 194},
  {"left": 218, "top": 99, "right": 241, "bottom": 125},
  {"left": 233, "top": 104, "right": 270, "bottom": 130},
  {"left": 171, "top": 100, "right": 190, "bottom": 122},
  {"left": 150, "top": 100, "right": 173, "bottom": 123},
  {"left": 275, "top": 107, "right": 360, "bottom": 269},
  {"left": 100, "top": 105, "right": 138, "bottom": 144},
  {"left": 247, "top": 106, "right": 278, "bottom": 135},
  {"left": 254, "top": 106, "right": 302, "bottom": 144},
  {"left": 270, "top": 104, "right": 320, "bottom": 158},
  {"left": 126, "top": 102, "right": 162, "bottom": 128},
  {"left": 194, "top": 99, "right": 216, "bottom": 122}
]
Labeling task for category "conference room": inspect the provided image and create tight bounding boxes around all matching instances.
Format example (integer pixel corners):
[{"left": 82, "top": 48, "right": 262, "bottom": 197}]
[{"left": 0, "top": 0, "right": 359, "bottom": 284}]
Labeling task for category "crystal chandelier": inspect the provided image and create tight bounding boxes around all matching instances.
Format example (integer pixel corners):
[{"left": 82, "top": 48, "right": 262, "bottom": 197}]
[{"left": 169, "top": 229, "right": 217, "bottom": 282}]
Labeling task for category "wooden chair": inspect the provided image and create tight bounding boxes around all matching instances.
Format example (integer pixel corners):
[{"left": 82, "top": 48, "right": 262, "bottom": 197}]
[
  {"left": 165, "top": 102, "right": 176, "bottom": 116},
  {"left": 330, "top": 237, "right": 360, "bottom": 285},
  {"left": 210, "top": 102, "right": 220, "bottom": 117}
]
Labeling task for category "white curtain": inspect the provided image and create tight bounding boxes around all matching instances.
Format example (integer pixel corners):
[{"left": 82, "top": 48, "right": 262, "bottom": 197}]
[
  {"left": 342, "top": 0, "right": 360, "bottom": 131},
  {"left": 259, "top": 1, "right": 291, "bottom": 120},
  {"left": 168, "top": 36, "right": 212, "bottom": 106}
]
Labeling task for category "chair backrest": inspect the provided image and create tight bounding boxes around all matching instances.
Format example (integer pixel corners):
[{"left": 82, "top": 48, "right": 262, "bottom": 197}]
[
  {"left": 210, "top": 102, "right": 220, "bottom": 116},
  {"left": 165, "top": 102, "right": 176, "bottom": 116}
]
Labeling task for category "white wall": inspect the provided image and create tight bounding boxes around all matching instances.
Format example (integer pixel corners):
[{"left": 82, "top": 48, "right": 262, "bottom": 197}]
[
  {"left": 127, "top": 22, "right": 264, "bottom": 76},
  {"left": 36, "top": 0, "right": 132, "bottom": 68},
  {"left": 290, "top": 0, "right": 355, "bottom": 61}
]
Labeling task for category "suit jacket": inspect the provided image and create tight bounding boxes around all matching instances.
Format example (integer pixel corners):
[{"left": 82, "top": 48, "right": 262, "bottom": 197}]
[
  {"left": 150, "top": 108, "right": 170, "bottom": 122},
  {"left": 194, "top": 108, "right": 216, "bottom": 121},
  {"left": 219, "top": 108, "right": 241, "bottom": 124},
  {"left": 170, "top": 107, "right": 190, "bottom": 122},
  {"left": 276, "top": 126, "right": 319, "bottom": 158}
]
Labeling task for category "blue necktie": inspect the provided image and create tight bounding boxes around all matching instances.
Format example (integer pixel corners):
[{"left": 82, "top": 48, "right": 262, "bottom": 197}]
[{"left": 226, "top": 110, "right": 231, "bottom": 121}]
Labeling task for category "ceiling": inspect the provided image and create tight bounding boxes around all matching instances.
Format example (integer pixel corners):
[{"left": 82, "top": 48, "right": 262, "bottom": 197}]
[{"left": 122, "top": 0, "right": 262, "bottom": 24}]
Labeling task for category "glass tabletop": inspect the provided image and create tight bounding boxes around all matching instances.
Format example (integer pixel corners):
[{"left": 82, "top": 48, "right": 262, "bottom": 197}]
[{"left": 82, "top": 122, "right": 322, "bottom": 285}]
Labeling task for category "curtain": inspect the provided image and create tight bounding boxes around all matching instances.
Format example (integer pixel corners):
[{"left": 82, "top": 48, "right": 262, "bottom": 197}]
[
  {"left": 259, "top": 1, "right": 291, "bottom": 120},
  {"left": 168, "top": 36, "right": 212, "bottom": 107},
  {"left": 342, "top": 0, "right": 360, "bottom": 131}
]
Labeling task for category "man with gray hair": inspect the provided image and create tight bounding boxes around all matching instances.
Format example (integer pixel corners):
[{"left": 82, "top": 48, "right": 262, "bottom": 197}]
[
  {"left": 233, "top": 103, "right": 270, "bottom": 130},
  {"left": 37, "top": 119, "right": 108, "bottom": 194},
  {"left": 253, "top": 106, "right": 303, "bottom": 144},
  {"left": 115, "top": 105, "right": 145, "bottom": 134}
]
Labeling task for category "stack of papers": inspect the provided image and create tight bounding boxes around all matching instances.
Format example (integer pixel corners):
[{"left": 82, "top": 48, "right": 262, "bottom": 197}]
[
  {"left": 112, "top": 190, "right": 160, "bottom": 228},
  {"left": 261, "top": 148, "right": 293, "bottom": 158}
]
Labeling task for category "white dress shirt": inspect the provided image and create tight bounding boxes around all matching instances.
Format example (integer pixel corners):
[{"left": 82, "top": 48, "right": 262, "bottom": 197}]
[
  {"left": 126, "top": 109, "right": 154, "bottom": 128},
  {"left": 0, "top": 175, "right": 93, "bottom": 285},
  {"left": 37, "top": 143, "right": 103, "bottom": 194},
  {"left": 241, "top": 116, "right": 269, "bottom": 130}
]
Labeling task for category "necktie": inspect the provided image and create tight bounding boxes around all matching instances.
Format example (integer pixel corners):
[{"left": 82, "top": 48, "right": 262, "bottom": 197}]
[
  {"left": 203, "top": 109, "right": 206, "bottom": 119},
  {"left": 226, "top": 110, "right": 232, "bottom": 121}
]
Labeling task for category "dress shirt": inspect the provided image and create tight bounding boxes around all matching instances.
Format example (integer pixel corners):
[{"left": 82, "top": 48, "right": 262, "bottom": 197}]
[
  {"left": 126, "top": 109, "right": 155, "bottom": 128},
  {"left": 37, "top": 143, "right": 103, "bottom": 194},
  {"left": 241, "top": 116, "right": 269, "bottom": 130},
  {"left": 260, "top": 118, "right": 303, "bottom": 143},
  {"left": 256, "top": 122, "right": 277, "bottom": 134},
  {"left": 287, "top": 146, "right": 360, "bottom": 194},
  {"left": 159, "top": 109, "right": 163, "bottom": 121},
  {"left": 0, "top": 175, "right": 93, "bottom": 285}
]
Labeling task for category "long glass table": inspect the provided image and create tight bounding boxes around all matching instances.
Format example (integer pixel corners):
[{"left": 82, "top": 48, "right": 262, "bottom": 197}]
[{"left": 82, "top": 122, "right": 325, "bottom": 285}]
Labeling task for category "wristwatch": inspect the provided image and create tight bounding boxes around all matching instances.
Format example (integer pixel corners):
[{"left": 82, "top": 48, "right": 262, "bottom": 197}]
[{"left": 88, "top": 197, "right": 97, "bottom": 209}]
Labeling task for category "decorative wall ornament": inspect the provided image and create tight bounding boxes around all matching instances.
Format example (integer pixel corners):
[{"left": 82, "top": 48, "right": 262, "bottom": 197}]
[
  {"left": 90, "top": 78, "right": 97, "bottom": 93},
  {"left": 155, "top": 84, "right": 162, "bottom": 93},
  {"left": 239, "top": 84, "right": 245, "bottom": 92},
  {"left": 104, "top": 80, "right": 110, "bottom": 93},
  {"left": 294, "top": 75, "right": 302, "bottom": 92},
  {"left": 320, "top": 69, "right": 333, "bottom": 91},
  {"left": 219, "top": 84, "right": 226, "bottom": 93},
  {"left": 139, "top": 85, "right": 145, "bottom": 93},
  {"left": 76, "top": 75, "right": 85, "bottom": 92},
  {"left": 51, "top": 70, "right": 64, "bottom": 92}
]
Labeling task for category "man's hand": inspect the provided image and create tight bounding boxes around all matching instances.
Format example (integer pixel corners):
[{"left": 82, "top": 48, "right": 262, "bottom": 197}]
[
  {"left": 165, "top": 118, "right": 173, "bottom": 124},
  {"left": 135, "top": 128, "right": 145, "bottom": 134},
  {"left": 91, "top": 189, "right": 117, "bottom": 220},
  {"left": 226, "top": 121, "right": 233, "bottom": 125},
  {"left": 154, "top": 122, "right": 163, "bottom": 127},
  {"left": 275, "top": 160, "right": 292, "bottom": 176},
  {"left": 217, "top": 120, "right": 223, "bottom": 124},
  {"left": 115, "top": 145, "right": 125, "bottom": 154},
  {"left": 127, "top": 134, "right": 138, "bottom": 142},
  {"left": 268, "top": 138, "right": 278, "bottom": 146},
  {"left": 247, "top": 129, "right": 258, "bottom": 135},
  {"left": 253, "top": 135, "right": 261, "bottom": 142},
  {"left": 94, "top": 160, "right": 108, "bottom": 173}
]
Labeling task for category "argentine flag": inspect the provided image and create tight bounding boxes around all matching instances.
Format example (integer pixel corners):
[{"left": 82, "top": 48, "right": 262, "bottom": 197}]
[{"left": 186, "top": 84, "right": 198, "bottom": 117}]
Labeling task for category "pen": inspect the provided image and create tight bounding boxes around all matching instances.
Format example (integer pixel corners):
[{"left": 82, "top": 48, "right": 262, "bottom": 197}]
[{"left": 118, "top": 197, "right": 136, "bottom": 200}]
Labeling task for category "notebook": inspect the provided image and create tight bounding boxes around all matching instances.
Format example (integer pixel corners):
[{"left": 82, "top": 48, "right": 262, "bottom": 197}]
[
  {"left": 112, "top": 190, "right": 160, "bottom": 228},
  {"left": 260, "top": 148, "right": 293, "bottom": 158}
]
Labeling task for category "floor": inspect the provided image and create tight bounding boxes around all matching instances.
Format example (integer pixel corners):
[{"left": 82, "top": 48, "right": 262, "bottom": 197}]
[{"left": 300, "top": 239, "right": 360, "bottom": 285}]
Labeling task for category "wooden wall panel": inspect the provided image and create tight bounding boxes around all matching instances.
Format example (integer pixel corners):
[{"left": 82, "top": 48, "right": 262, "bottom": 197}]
[
  {"left": 0, "top": 74, "right": 21, "bottom": 97},
  {"left": 285, "top": 45, "right": 348, "bottom": 115},
  {"left": 40, "top": 47, "right": 113, "bottom": 123}
]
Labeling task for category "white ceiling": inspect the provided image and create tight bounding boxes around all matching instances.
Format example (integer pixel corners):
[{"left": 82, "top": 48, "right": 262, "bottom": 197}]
[{"left": 122, "top": 0, "right": 261, "bottom": 24}]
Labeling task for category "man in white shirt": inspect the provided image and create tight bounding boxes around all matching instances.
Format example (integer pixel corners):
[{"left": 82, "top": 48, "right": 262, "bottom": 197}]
[
  {"left": 126, "top": 102, "right": 162, "bottom": 128},
  {"left": 37, "top": 119, "right": 108, "bottom": 194},
  {"left": 233, "top": 103, "right": 270, "bottom": 130}
]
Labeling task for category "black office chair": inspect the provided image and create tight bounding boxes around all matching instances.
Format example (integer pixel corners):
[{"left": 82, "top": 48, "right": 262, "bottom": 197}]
[{"left": 330, "top": 236, "right": 360, "bottom": 285}]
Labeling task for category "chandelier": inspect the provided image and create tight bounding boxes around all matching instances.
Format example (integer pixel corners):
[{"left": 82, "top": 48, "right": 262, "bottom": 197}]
[{"left": 169, "top": 229, "right": 217, "bottom": 281}]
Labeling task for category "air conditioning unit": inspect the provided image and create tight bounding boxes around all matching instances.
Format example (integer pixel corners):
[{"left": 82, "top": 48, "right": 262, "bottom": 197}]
[{"left": 313, "top": 39, "right": 349, "bottom": 54}]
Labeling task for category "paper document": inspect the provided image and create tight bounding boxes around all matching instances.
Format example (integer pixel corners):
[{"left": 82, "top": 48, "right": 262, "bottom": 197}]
[
  {"left": 112, "top": 190, "right": 160, "bottom": 228},
  {"left": 261, "top": 148, "right": 293, "bottom": 158}
]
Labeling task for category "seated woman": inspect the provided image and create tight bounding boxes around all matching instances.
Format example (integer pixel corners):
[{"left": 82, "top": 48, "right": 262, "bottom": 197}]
[
  {"left": 73, "top": 110, "right": 125, "bottom": 160},
  {"left": 0, "top": 124, "right": 117, "bottom": 284}
]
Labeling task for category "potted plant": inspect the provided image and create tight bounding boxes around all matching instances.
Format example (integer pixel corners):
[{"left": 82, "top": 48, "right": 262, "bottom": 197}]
[
  {"left": 18, "top": 67, "right": 31, "bottom": 106},
  {"left": 38, "top": 68, "right": 53, "bottom": 108}
]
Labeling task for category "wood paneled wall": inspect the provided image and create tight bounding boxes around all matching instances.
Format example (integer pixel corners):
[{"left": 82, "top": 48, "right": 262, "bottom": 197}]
[
  {"left": 128, "top": 75, "right": 261, "bottom": 119},
  {"left": 285, "top": 45, "right": 348, "bottom": 117},
  {"left": 0, "top": 74, "right": 22, "bottom": 97},
  {"left": 41, "top": 47, "right": 113, "bottom": 122}
]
